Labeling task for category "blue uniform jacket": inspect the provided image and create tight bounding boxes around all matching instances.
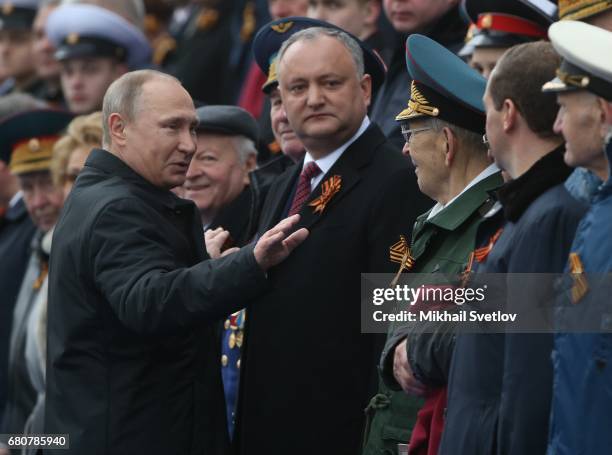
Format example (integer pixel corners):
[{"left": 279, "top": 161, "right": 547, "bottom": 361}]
[{"left": 548, "top": 140, "right": 612, "bottom": 455}]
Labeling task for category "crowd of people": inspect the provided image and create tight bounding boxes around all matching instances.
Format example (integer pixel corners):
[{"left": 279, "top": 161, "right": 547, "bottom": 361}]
[{"left": 0, "top": 0, "right": 611, "bottom": 454}]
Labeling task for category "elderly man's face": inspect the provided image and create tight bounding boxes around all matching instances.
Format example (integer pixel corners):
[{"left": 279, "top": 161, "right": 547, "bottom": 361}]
[
  {"left": 184, "top": 133, "right": 254, "bottom": 220},
  {"left": 383, "top": 0, "right": 457, "bottom": 34},
  {"left": 269, "top": 86, "right": 305, "bottom": 162},
  {"left": 0, "top": 29, "right": 36, "bottom": 80},
  {"left": 278, "top": 34, "right": 371, "bottom": 156},
  {"left": 122, "top": 78, "right": 198, "bottom": 189},
  {"left": 19, "top": 171, "right": 64, "bottom": 232},
  {"left": 401, "top": 119, "right": 447, "bottom": 201},
  {"left": 554, "top": 91, "right": 606, "bottom": 171},
  {"left": 61, "top": 57, "right": 127, "bottom": 114}
]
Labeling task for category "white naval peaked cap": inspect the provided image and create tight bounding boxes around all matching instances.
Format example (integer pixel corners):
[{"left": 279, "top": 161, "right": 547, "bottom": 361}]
[
  {"left": 46, "top": 3, "right": 151, "bottom": 69},
  {"left": 542, "top": 20, "right": 612, "bottom": 101}
]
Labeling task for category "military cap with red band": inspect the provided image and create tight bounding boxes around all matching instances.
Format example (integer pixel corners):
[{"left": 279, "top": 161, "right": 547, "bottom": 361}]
[{"left": 461, "top": 0, "right": 553, "bottom": 52}]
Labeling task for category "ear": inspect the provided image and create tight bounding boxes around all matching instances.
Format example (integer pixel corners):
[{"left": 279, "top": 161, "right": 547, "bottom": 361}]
[
  {"left": 442, "top": 126, "right": 457, "bottom": 167},
  {"left": 243, "top": 153, "right": 257, "bottom": 185},
  {"left": 598, "top": 97, "right": 612, "bottom": 126},
  {"left": 502, "top": 98, "right": 518, "bottom": 133},
  {"left": 108, "top": 112, "right": 127, "bottom": 147},
  {"left": 360, "top": 73, "right": 372, "bottom": 108},
  {"left": 245, "top": 153, "right": 257, "bottom": 172}
]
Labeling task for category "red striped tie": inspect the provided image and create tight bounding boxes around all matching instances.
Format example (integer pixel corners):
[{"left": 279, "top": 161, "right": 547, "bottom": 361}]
[{"left": 288, "top": 162, "right": 322, "bottom": 216}]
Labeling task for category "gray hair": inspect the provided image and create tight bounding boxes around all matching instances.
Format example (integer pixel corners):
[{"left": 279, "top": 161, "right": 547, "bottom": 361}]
[
  {"left": 277, "top": 27, "right": 364, "bottom": 81},
  {"left": 102, "top": 69, "right": 179, "bottom": 148},
  {"left": 232, "top": 135, "right": 258, "bottom": 164},
  {"left": 428, "top": 118, "right": 488, "bottom": 155}
]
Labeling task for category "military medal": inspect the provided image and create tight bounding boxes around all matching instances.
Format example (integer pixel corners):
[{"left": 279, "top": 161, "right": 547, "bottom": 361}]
[
  {"left": 389, "top": 235, "right": 415, "bottom": 286},
  {"left": 309, "top": 175, "right": 341, "bottom": 214},
  {"left": 569, "top": 252, "right": 589, "bottom": 304},
  {"left": 236, "top": 331, "right": 244, "bottom": 348}
]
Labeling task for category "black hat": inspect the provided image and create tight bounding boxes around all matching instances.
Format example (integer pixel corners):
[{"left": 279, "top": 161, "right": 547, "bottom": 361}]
[
  {"left": 0, "top": 109, "right": 74, "bottom": 174},
  {"left": 0, "top": 0, "right": 38, "bottom": 31},
  {"left": 195, "top": 105, "right": 259, "bottom": 144},
  {"left": 459, "top": 0, "right": 552, "bottom": 55}
]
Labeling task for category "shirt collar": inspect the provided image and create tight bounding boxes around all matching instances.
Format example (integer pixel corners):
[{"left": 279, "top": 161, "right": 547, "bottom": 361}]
[
  {"left": 427, "top": 162, "right": 499, "bottom": 220},
  {"left": 9, "top": 190, "right": 23, "bottom": 208},
  {"left": 85, "top": 149, "right": 187, "bottom": 210},
  {"left": 302, "top": 116, "right": 371, "bottom": 175}
]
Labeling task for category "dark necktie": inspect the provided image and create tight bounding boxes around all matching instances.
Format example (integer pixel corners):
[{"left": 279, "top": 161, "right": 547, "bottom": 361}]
[{"left": 288, "top": 161, "right": 322, "bottom": 216}]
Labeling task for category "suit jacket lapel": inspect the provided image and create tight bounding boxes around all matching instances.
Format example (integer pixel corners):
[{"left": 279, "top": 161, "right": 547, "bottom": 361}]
[
  {"left": 297, "top": 124, "right": 386, "bottom": 230},
  {"left": 260, "top": 164, "right": 301, "bottom": 232}
]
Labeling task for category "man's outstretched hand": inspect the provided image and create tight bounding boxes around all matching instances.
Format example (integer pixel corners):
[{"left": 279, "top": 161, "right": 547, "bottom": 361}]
[{"left": 254, "top": 214, "right": 309, "bottom": 271}]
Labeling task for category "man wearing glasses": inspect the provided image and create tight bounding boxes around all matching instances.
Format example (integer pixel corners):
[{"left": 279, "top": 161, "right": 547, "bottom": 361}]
[{"left": 363, "top": 34, "right": 502, "bottom": 455}]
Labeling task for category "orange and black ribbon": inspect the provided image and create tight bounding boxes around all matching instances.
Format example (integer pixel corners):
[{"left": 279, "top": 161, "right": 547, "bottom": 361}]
[
  {"left": 460, "top": 228, "right": 503, "bottom": 286},
  {"left": 309, "top": 175, "right": 341, "bottom": 214},
  {"left": 569, "top": 252, "right": 589, "bottom": 304},
  {"left": 389, "top": 235, "right": 415, "bottom": 286}
]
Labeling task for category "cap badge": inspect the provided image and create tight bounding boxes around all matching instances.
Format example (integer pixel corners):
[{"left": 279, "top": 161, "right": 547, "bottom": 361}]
[
  {"left": 28, "top": 138, "right": 40, "bottom": 152},
  {"left": 408, "top": 81, "right": 440, "bottom": 117},
  {"left": 557, "top": 68, "right": 590, "bottom": 88},
  {"left": 309, "top": 174, "right": 341, "bottom": 214},
  {"left": 271, "top": 22, "right": 294, "bottom": 33},
  {"left": 67, "top": 33, "right": 80, "bottom": 45},
  {"left": 481, "top": 14, "right": 493, "bottom": 29}
]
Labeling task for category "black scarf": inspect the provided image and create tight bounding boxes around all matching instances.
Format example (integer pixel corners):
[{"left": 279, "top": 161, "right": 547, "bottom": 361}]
[{"left": 497, "top": 145, "right": 572, "bottom": 222}]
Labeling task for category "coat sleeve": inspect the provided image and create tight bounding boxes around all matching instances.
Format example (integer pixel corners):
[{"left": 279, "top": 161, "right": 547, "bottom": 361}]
[
  {"left": 379, "top": 314, "right": 457, "bottom": 390},
  {"left": 367, "top": 162, "right": 437, "bottom": 389},
  {"left": 89, "top": 198, "right": 269, "bottom": 335}
]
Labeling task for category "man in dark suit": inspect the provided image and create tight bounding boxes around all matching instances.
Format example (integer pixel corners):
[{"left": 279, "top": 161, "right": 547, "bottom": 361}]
[
  {"left": 44, "top": 69, "right": 308, "bottom": 455},
  {"left": 235, "top": 26, "right": 430, "bottom": 455}
]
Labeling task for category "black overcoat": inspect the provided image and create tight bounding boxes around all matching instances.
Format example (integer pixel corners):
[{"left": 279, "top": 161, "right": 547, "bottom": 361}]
[
  {"left": 45, "top": 149, "right": 268, "bottom": 455},
  {"left": 235, "top": 124, "right": 431, "bottom": 455}
]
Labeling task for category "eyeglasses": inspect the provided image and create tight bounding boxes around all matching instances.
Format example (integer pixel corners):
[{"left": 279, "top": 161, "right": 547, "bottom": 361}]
[
  {"left": 400, "top": 124, "right": 433, "bottom": 144},
  {"left": 482, "top": 134, "right": 489, "bottom": 147}
]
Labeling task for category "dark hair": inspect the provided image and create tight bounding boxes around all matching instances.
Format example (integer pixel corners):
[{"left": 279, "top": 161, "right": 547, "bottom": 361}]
[{"left": 488, "top": 41, "right": 561, "bottom": 139}]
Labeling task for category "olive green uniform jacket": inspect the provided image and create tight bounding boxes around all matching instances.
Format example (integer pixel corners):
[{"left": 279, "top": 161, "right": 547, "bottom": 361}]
[{"left": 363, "top": 170, "right": 503, "bottom": 455}]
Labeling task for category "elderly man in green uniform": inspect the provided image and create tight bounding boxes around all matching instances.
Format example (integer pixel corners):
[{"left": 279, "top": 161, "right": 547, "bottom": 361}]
[{"left": 363, "top": 34, "right": 502, "bottom": 455}]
